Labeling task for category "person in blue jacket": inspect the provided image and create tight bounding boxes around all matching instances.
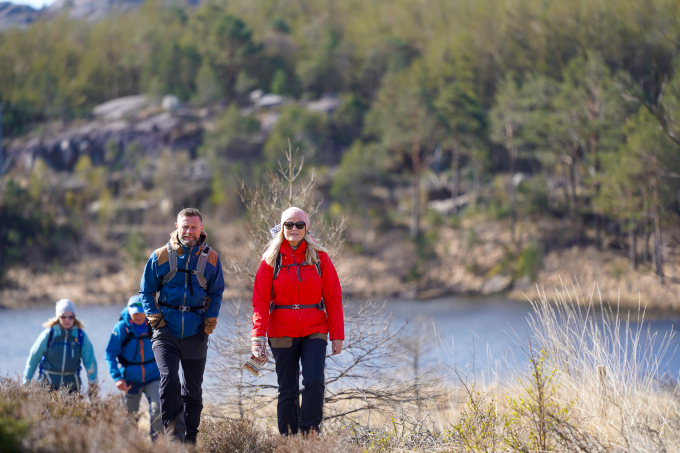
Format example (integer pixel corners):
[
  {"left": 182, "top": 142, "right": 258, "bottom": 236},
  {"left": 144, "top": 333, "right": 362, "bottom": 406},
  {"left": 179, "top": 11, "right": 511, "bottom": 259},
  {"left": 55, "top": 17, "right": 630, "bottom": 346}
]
[
  {"left": 106, "top": 295, "right": 162, "bottom": 440},
  {"left": 140, "top": 207, "right": 224, "bottom": 446},
  {"left": 23, "top": 299, "right": 98, "bottom": 395}
]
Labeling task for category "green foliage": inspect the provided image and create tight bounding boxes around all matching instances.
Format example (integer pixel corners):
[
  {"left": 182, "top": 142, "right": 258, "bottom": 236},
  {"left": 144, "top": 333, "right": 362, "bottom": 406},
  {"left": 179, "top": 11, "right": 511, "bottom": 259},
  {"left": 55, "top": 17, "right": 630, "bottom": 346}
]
[
  {"left": 504, "top": 348, "right": 572, "bottom": 452},
  {"left": 0, "top": 178, "right": 80, "bottom": 278},
  {"left": 515, "top": 242, "right": 542, "bottom": 280},
  {"left": 262, "top": 105, "right": 329, "bottom": 167},
  {"left": 0, "top": 399, "right": 28, "bottom": 453},
  {"left": 201, "top": 104, "right": 261, "bottom": 158},
  {"left": 452, "top": 388, "right": 504, "bottom": 452}
]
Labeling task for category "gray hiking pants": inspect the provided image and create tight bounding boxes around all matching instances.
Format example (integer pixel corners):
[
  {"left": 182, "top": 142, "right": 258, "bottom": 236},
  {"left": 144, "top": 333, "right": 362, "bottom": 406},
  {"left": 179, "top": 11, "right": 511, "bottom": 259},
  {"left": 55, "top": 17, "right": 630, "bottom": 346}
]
[{"left": 123, "top": 378, "right": 163, "bottom": 440}]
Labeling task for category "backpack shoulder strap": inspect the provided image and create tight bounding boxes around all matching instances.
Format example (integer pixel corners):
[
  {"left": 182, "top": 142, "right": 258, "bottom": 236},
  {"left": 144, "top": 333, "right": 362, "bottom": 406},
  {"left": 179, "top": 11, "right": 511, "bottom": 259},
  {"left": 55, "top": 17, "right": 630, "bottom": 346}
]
[
  {"left": 162, "top": 242, "right": 178, "bottom": 285},
  {"left": 314, "top": 251, "right": 322, "bottom": 277},
  {"left": 272, "top": 252, "right": 283, "bottom": 280},
  {"left": 46, "top": 327, "right": 55, "bottom": 348},
  {"left": 120, "top": 325, "right": 133, "bottom": 348},
  {"left": 193, "top": 245, "right": 211, "bottom": 290}
]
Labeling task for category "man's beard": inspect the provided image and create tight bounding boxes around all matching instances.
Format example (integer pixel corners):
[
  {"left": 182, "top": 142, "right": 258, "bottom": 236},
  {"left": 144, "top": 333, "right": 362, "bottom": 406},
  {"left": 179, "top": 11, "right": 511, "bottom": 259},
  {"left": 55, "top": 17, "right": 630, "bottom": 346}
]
[{"left": 179, "top": 236, "right": 199, "bottom": 247}]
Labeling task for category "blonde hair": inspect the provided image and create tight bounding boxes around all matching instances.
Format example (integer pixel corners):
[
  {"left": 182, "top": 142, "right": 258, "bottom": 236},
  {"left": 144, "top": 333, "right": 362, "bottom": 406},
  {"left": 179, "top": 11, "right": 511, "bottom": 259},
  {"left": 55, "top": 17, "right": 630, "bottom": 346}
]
[
  {"left": 262, "top": 230, "right": 329, "bottom": 267},
  {"left": 43, "top": 317, "right": 85, "bottom": 329}
]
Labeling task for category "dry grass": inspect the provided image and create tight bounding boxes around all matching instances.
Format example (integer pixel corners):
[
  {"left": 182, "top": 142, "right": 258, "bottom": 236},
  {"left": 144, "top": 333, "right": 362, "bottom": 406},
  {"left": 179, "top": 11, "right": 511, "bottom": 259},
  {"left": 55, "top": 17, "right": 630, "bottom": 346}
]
[
  {"left": 523, "top": 282, "right": 680, "bottom": 451},
  {"left": 0, "top": 378, "right": 184, "bottom": 453}
]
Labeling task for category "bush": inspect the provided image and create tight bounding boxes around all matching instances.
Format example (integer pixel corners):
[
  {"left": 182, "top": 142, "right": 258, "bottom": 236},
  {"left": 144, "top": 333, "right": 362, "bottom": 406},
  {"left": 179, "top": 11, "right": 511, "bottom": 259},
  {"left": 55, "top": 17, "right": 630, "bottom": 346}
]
[
  {"left": 515, "top": 242, "right": 542, "bottom": 280},
  {"left": 198, "top": 416, "right": 277, "bottom": 453},
  {"left": 0, "top": 378, "right": 184, "bottom": 453}
]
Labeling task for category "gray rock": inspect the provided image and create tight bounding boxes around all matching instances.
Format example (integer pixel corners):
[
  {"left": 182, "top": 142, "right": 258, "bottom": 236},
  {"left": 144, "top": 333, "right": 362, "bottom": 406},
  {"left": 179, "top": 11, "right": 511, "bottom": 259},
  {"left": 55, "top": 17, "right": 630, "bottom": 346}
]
[
  {"left": 92, "top": 95, "right": 148, "bottom": 120},
  {"left": 481, "top": 275, "right": 513, "bottom": 295},
  {"left": 162, "top": 95, "right": 180, "bottom": 112},
  {"left": 0, "top": 2, "right": 40, "bottom": 30}
]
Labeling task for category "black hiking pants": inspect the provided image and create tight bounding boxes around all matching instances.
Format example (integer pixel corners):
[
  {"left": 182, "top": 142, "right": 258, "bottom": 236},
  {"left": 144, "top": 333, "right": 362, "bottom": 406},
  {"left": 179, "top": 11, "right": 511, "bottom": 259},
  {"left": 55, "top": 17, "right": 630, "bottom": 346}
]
[
  {"left": 270, "top": 335, "right": 327, "bottom": 435},
  {"left": 151, "top": 326, "right": 208, "bottom": 445}
]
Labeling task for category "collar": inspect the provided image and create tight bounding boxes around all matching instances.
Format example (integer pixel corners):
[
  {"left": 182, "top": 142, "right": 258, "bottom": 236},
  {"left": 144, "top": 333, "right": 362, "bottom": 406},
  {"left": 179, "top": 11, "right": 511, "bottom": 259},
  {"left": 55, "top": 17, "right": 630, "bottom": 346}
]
[
  {"left": 169, "top": 230, "right": 208, "bottom": 256},
  {"left": 280, "top": 239, "right": 308, "bottom": 258}
]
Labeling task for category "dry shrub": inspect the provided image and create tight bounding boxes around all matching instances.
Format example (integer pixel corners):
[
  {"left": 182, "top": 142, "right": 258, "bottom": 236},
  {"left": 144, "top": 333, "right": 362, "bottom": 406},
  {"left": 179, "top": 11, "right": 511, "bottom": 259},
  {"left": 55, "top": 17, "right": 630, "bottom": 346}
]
[
  {"left": 274, "top": 432, "right": 361, "bottom": 453},
  {"left": 198, "top": 416, "right": 278, "bottom": 453},
  {"left": 0, "top": 377, "right": 183, "bottom": 453},
  {"left": 525, "top": 282, "right": 680, "bottom": 450}
]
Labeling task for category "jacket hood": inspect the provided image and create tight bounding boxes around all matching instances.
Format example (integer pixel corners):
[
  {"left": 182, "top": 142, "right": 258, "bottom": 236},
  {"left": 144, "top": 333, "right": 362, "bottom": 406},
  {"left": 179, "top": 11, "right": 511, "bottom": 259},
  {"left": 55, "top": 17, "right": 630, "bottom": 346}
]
[
  {"left": 169, "top": 230, "right": 208, "bottom": 256},
  {"left": 120, "top": 306, "right": 132, "bottom": 325}
]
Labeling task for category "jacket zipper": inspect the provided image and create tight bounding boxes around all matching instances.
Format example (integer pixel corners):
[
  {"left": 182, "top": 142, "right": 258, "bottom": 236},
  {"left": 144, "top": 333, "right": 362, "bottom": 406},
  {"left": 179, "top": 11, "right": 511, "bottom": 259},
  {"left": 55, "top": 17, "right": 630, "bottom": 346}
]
[
  {"left": 291, "top": 252, "right": 302, "bottom": 336},
  {"left": 181, "top": 246, "right": 190, "bottom": 339},
  {"left": 60, "top": 329, "right": 67, "bottom": 388},
  {"left": 139, "top": 338, "right": 146, "bottom": 382}
]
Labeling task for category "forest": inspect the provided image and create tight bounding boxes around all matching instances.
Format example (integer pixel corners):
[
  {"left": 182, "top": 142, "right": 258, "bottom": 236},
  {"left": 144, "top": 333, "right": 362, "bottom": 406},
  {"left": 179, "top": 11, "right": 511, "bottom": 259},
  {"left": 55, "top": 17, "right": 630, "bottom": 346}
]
[{"left": 1, "top": 0, "right": 680, "bottom": 301}]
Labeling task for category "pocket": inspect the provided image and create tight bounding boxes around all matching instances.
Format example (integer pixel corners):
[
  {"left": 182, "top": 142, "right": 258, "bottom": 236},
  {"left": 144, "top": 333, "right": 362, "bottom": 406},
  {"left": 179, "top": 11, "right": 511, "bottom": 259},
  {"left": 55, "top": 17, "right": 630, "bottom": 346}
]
[{"left": 269, "top": 337, "right": 293, "bottom": 348}]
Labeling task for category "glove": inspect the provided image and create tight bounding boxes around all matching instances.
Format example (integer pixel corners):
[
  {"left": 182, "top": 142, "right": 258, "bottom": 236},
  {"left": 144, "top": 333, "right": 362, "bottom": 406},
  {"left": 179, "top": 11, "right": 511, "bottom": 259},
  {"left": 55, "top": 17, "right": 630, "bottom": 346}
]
[
  {"left": 251, "top": 337, "right": 267, "bottom": 359},
  {"left": 147, "top": 313, "right": 166, "bottom": 329},
  {"left": 204, "top": 318, "right": 218, "bottom": 335}
]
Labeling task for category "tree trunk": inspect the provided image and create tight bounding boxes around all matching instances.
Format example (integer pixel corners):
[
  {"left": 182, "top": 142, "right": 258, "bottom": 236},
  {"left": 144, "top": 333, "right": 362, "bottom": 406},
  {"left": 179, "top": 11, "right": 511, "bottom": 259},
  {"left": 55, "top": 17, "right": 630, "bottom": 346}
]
[
  {"left": 590, "top": 134, "right": 601, "bottom": 250},
  {"left": 651, "top": 154, "right": 664, "bottom": 284},
  {"left": 568, "top": 145, "right": 577, "bottom": 216},
  {"left": 629, "top": 221, "right": 637, "bottom": 270},
  {"left": 0, "top": 104, "right": 4, "bottom": 177},
  {"left": 641, "top": 185, "right": 650, "bottom": 262},
  {"left": 450, "top": 145, "right": 460, "bottom": 216},
  {"left": 473, "top": 159, "right": 480, "bottom": 205},
  {"left": 506, "top": 121, "right": 516, "bottom": 243},
  {"left": 410, "top": 137, "right": 422, "bottom": 239}
]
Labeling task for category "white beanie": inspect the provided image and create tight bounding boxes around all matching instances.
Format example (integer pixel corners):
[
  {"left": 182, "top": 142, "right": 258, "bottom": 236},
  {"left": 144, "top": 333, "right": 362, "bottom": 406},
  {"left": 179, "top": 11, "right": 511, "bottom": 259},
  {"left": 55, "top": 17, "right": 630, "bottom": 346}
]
[{"left": 55, "top": 299, "right": 77, "bottom": 317}]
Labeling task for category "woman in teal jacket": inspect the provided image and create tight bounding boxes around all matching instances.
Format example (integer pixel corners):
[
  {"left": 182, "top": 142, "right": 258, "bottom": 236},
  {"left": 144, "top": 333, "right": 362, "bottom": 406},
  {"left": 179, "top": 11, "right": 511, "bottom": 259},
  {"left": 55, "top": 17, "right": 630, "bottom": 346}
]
[{"left": 23, "top": 299, "right": 98, "bottom": 394}]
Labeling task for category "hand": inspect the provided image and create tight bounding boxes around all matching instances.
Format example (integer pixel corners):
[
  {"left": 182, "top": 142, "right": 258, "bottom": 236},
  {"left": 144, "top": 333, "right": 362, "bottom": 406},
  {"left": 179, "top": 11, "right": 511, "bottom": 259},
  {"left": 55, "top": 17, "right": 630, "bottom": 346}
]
[
  {"left": 251, "top": 338, "right": 267, "bottom": 359},
  {"left": 115, "top": 379, "right": 131, "bottom": 393},
  {"left": 147, "top": 314, "right": 166, "bottom": 329},
  {"left": 332, "top": 339, "right": 343, "bottom": 355},
  {"left": 204, "top": 317, "right": 218, "bottom": 335}
]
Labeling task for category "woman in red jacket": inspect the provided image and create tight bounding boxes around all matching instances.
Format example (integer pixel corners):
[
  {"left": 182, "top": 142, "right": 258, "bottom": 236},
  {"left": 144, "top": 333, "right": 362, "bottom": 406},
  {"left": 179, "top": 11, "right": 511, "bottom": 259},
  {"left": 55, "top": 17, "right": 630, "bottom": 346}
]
[{"left": 251, "top": 206, "right": 344, "bottom": 435}]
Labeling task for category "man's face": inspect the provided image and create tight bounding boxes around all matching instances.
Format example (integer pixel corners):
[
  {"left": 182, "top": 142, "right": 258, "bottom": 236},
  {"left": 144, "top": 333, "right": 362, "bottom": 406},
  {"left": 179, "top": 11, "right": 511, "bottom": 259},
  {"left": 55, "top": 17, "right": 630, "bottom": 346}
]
[
  {"left": 130, "top": 312, "right": 147, "bottom": 325},
  {"left": 176, "top": 215, "right": 204, "bottom": 247}
]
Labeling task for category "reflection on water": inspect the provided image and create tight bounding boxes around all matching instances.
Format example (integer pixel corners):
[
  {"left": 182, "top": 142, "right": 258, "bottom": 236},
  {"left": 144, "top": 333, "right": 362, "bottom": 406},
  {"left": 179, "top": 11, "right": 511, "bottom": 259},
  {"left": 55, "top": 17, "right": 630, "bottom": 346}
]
[{"left": 1, "top": 297, "right": 679, "bottom": 398}]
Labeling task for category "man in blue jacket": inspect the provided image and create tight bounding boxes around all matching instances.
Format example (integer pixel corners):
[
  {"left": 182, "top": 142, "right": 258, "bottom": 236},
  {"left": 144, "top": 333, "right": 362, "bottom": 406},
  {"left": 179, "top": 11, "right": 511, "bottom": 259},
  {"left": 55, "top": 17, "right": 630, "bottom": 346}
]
[
  {"left": 140, "top": 207, "right": 224, "bottom": 446},
  {"left": 106, "top": 295, "right": 162, "bottom": 440}
]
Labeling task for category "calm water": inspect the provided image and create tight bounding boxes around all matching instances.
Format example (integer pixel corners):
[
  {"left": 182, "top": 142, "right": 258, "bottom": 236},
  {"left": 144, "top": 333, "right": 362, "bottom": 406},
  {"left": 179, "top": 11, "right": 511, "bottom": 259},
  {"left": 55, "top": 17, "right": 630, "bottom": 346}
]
[{"left": 1, "top": 297, "right": 679, "bottom": 396}]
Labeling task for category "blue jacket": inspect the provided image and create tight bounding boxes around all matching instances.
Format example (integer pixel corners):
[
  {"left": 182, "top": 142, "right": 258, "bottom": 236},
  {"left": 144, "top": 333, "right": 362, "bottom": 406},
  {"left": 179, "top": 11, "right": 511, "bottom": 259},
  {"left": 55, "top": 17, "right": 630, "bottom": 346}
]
[
  {"left": 23, "top": 324, "right": 97, "bottom": 385},
  {"left": 106, "top": 307, "right": 160, "bottom": 384},
  {"left": 140, "top": 230, "right": 224, "bottom": 339}
]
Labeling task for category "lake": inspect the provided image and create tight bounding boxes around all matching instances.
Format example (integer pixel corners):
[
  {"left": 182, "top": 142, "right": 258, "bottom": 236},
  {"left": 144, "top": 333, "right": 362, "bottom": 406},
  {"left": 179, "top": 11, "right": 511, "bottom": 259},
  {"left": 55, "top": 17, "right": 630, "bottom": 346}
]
[{"left": 2, "top": 296, "right": 679, "bottom": 397}]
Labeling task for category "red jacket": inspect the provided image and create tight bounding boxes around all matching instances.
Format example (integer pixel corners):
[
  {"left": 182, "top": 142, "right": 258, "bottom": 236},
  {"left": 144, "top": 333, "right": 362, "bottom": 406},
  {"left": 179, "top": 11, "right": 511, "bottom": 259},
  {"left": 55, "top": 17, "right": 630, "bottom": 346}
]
[{"left": 252, "top": 240, "right": 344, "bottom": 340}]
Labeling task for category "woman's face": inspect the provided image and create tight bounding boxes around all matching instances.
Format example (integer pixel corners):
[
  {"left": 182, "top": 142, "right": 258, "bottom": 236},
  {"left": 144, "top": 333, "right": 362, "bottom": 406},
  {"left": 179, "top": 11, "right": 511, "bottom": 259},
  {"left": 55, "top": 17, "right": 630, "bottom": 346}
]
[
  {"left": 58, "top": 311, "right": 75, "bottom": 329},
  {"left": 283, "top": 216, "right": 306, "bottom": 247}
]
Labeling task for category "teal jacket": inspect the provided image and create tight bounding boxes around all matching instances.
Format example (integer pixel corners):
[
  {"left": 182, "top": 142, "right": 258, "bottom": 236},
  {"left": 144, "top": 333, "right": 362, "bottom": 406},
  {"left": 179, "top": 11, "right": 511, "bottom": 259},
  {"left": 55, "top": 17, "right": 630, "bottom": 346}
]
[
  {"left": 106, "top": 307, "right": 159, "bottom": 383},
  {"left": 23, "top": 325, "right": 98, "bottom": 385}
]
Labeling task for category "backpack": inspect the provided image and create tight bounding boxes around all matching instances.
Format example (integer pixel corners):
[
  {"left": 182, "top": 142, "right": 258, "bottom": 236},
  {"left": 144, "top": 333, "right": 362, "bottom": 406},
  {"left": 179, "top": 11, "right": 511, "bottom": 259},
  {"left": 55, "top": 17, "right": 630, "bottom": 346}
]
[
  {"left": 117, "top": 317, "right": 155, "bottom": 367},
  {"left": 161, "top": 242, "right": 211, "bottom": 295},
  {"left": 38, "top": 327, "right": 84, "bottom": 375},
  {"left": 269, "top": 251, "right": 325, "bottom": 312},
  {"left": 151, "top": 242, "right": 212, "bottom": 330}
]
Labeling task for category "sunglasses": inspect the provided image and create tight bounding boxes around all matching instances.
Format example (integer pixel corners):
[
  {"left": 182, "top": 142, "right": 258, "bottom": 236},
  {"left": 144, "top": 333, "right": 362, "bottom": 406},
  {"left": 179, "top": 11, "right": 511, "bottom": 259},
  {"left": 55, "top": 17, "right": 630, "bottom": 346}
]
[
  {"left": 129, "top": 302, "right": 143, "bottom": 308},
  {"left": 283, "top": 221, "right": 306, "bottom": 230},
  {"left": 59, "top": 315, "right": 75, "bottom": 320}
]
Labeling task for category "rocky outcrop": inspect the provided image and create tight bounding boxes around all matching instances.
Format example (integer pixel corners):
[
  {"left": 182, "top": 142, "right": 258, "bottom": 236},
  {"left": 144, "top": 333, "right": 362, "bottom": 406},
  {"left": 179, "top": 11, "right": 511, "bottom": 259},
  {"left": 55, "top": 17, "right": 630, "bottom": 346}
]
[
  {"left": 0, "top": 2, "right": 40, "bottom": 30},
  {"left": 5, "top": 96, "right": 204, "bottom": 172}
]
